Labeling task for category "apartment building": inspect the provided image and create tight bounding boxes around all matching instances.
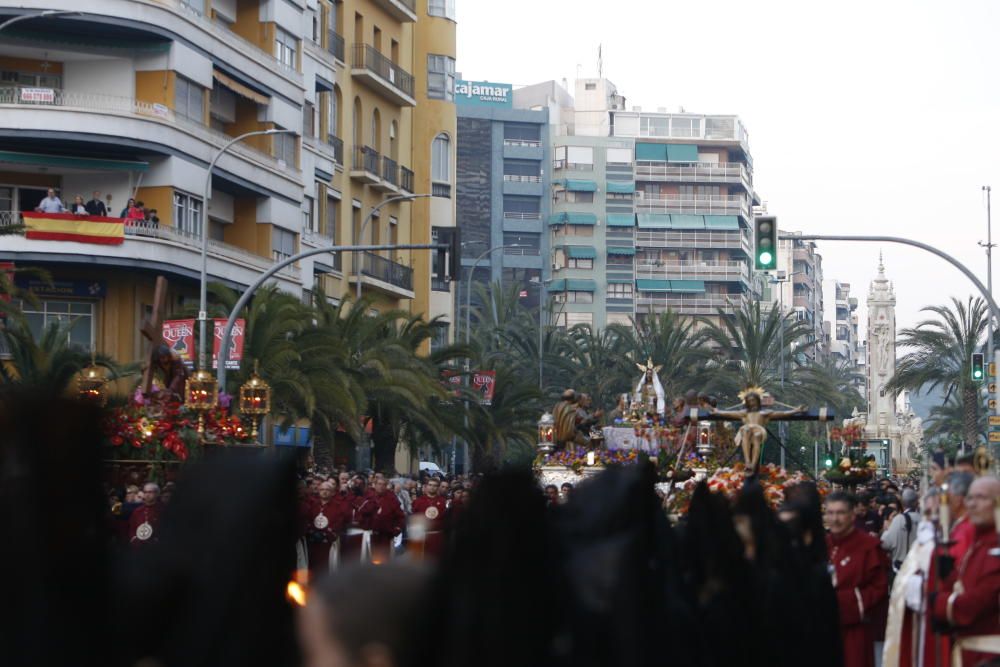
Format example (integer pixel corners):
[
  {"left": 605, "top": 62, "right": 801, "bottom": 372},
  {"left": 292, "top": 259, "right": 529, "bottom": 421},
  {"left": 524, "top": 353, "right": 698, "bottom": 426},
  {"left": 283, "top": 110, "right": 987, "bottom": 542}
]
[
  {"left": 773, "top": 233, "right": 826, "bottom": 361},
  {"left": 831, "top": 281, "right": 862, "bottom": 371},
  {"left": 0, "top": 0, "right": 456, "bottom": 361}
]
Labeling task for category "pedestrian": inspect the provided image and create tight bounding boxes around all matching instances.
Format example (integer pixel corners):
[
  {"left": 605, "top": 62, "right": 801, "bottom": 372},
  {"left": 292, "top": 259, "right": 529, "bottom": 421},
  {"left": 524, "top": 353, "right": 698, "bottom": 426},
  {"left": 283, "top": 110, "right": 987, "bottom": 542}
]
[
  {"left": 411, "top": 476, "right": 448, "bottom": 559},
  {"left": 825, "top": 491, "right": 890, "bottom": 667},
  {"left": 35, "top": 187, "right": 65, "bottom": 213},
  {"left": 128, "top": 482, "right": 162, "bottom": 548},
  {"left": 85, "top": 190, "right": 107, "bottom": 216},
  {"left": 302, "top": 480, "right": 349, "bottom": 575},
  {"left": 544, "top": 484, "right": 559, "bottom": 507},
  {"left": 881, "top": 488, "right": 920, "bottom": 577},
  {"left": 369, "top": 476, "right": 404, "bottom": 564}
]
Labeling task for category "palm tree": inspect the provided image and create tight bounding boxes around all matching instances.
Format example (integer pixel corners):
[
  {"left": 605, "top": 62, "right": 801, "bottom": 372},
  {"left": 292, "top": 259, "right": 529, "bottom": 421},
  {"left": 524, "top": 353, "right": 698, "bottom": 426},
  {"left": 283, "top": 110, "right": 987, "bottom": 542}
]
[
  {"left": 797, "top": 356, "right": 866, "bottom": 419},
  {"left": 0, "top": 320, "right": 119, "bottom": 392},
  {"left": 922, "top": 393, "right": 985, "bottom": 452},
  {"left": 612, "top": 310, "right": 709, "bottom": 401},
  {"left": 697, "top": 301, "right": 813, "bottom": 404},
  {"left": 887, "top": 296, "right": 989, "bottom": 449}
]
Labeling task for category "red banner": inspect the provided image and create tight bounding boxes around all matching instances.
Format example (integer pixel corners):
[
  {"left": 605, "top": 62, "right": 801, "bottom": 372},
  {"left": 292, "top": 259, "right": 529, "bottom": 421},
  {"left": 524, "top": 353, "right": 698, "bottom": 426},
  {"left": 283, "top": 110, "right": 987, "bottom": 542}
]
[
  {"left": 23, "top": 211, "right": 125, "bottom": 245},
  {"left": 472, "top": 371, "right": 496, "bottom": 406},
  {"left": 162, "top": 319, "right": 196, "bottom": 369},
  {"left": 441, "top": 370, "right": 463, "bottom": 398},
  {"left": 213, "top": 318, "right": 245, "bottom": 370}
]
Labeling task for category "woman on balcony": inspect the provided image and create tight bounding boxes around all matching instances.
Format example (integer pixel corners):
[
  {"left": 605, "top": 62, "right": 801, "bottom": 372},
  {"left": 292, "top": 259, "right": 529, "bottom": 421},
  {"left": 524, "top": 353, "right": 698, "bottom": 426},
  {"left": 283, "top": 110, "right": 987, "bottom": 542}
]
[{"left": 70, "top": 195, "right": 88, "bottom": 215}]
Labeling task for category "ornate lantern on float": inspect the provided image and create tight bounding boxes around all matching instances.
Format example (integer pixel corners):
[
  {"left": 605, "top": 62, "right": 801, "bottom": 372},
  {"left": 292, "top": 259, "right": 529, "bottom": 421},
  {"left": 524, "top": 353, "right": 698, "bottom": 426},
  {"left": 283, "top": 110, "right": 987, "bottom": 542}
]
[
  {"left": 537, "top": 412, "right": 555, "bottom": 454},
  {"left": 239, "top": 365, "right": 271, "bottom": 439},
  {"left": 77, "top": 363, "right": 109, "bottom": 407},
  {"left": 185, "top": 369, "right": 219, "bottom": 434}
]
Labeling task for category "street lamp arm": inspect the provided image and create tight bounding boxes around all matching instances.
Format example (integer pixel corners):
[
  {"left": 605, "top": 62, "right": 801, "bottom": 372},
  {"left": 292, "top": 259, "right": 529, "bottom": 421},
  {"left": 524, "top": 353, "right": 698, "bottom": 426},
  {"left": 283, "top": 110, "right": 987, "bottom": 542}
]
[
  {"left": 0, "top": 10, "right": 81, "bottom": 32},
  {"left": 216, "top": 241, "right": 447, "bottom": 388}
]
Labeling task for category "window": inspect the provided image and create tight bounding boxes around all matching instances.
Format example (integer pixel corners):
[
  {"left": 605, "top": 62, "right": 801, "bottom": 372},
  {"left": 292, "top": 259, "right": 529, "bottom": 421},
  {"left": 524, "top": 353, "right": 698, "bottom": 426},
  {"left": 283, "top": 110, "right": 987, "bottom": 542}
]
[
  {"left": 608, "top": 283, "right": 634, "bottom": 298},
  {"left": 303, "top": 101, "right": 315, "bottom": 138},
  {"left": 304, "top": 195, "right": 316, "bottom": 233},
  {"left": 566, "top": 146, "right": 594, "bottom": 170},
  {"left": 427, "top": 54, "right": 456, "bottom": 101},
  {"left": 568, "top": 256, "right": 593, "bottom": 270},
  {"left": 553, "top": 311, "right": 594, "bottom": 327},
  {"left": 585, "top": 83, "right": 596, "bottom": 91},
  {"left": 431, "top": 227, "right": 456, "bottom": 291},
  {"left": 276, "top": 27, "right": 298, "bottom": 69},
  {"left": 174, "top": 76, "right": 204, "bottom": 123},
  {"left": 432, "top": 133, "right": 451, "bottom": 189},
  {"left": 607, "top": 191, "right": 633, "bottom": 201},
  {"left": 502, "top": 195, "right": 541, "bottom": 218},
  {"left": 325, "top": 195, "right": 338, "bottom": 241},
  {"left": 273, "top": 129, "right": 297, "bottom": 166},
  {"left": 559, "top": 190, "right": 594, "bottom": 204},
  {"left": 639, "top": 116, "right": 668, "bottom": 137},
  {"left": 606, "top": 147, "right": 632, "bottom": 165},
  {"left": 428, "top": 0, "right": 456, "bottom": 20},
  {"left": 504, "top": 123, "right": 541, "bottom": 145},
  {"left": 606, "top": 313, "right": 632, "bottom": 326},
  {"left": 503, "top": 159, "right": 541, "bottom": 181},
  {"left": 173, "top": 191, "right": 203, "bottom": 236},
  {"left": 671, "top": 117, "right": 700, "bottom": 137},
  {"left": 329, "top": 87, "right": 340, "bottom": 137},
  {"left": 430, "top": 322, "right": 450, "bottom": 354},
  {"left": 22, "top": 300, "right": 94, "bottom": 351},
  {"left": 272, "top": 227, "right": 297, "bottom": 262},
  {"left": 553, "top": 291, "right": 594, "bottom": 304},
  {"left": 502, "top": 231, "right": 540, "bottom": 254},
  {"left": 607, "top": 254, "right": 632, "bottom": 268}
]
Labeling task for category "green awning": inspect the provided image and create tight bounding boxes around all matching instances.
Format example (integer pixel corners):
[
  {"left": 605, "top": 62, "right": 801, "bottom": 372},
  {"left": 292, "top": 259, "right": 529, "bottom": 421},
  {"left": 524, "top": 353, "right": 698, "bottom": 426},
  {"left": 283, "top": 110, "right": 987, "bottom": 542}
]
[
  {"left": 549, "top": 212, "right": 597, "bottom": 226},
  {"left": 666, "top": 144, "right": 699, "bottom": 162},
  {"left": 566, "top": 279, "right": 596, "bottom": 292},
  {"left": 635, "top": 142, "right": 668, "bottom": 162},
  {"left": 606, "top": 213, "right": 636, "bottom": 227},
  {"left": 556, "top": 179, "right": 598, "bottom": 192},
  {"left": 565, "top": 245, "right": 596, "bottom": 259},
  {"left": 607, "top": 246, "right": 636, "bottom": 256},
  {"left": 0, "top": 150, "right": 149, "bottom": 172},
  {"left": 671, "top": 214, "right": 705, "bottom": 230},
  {"left": 636, "top": 279, "right": 672, "bottom": 292},
  {"left": 548, "top": 279, "right": 566, "bottom": 291},
  {"left": 606, "top": 181, "right": 635, "bottom": 194},
  {"left": 704, "top": 215, "right": 740, "bottom": 230},
  {"left": 669, "top": 280, "right": 706, "bottom": 293},
  {"left": 637, "top": 213, "right": 673, "bottom": 229}
]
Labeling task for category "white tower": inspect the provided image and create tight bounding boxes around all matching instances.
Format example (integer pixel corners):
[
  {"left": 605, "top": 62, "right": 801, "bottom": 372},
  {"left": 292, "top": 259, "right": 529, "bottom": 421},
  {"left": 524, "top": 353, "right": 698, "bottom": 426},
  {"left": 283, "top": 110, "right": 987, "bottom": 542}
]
[{"left": 866, "top": 255, "right": 897, "bottom": 435}]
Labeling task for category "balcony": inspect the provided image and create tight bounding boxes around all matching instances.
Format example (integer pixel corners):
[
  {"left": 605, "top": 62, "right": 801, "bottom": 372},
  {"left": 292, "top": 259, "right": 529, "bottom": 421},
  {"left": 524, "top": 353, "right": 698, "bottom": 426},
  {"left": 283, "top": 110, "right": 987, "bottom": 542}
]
[
  {"left": 327, "top": 29, "right": 346, "bottom": 63},
  {"left": 635, "top": 230, "right": 751, "bottom": 251},
  {"left": 503, "top": 211, "right": 542, "bottom": 220},
  {"left": 351, "top": 44, "right": 416, "bottom": 107},
  {"left": 400, "top": 166, "right": 414, "bottom": 193},
  {"left": 325, "top": 134, "right": 344, "bottom": 165},
  {"left": 634, "top": 260, "right": 749, "bottom": 282},
  {"left": 503, "top": 174, "right": 542, "bottom": 183},
  {"left": 635, "top": 293, "right": 740, "bottom": 316},
  {"left": 376, "top": 156, "right": 400, "bottom": 193},
  {"left": 634, "top": 161, "right": 751, "bottom": 191},
  {"left": 371, "top": 0, "right": 418, "bottom": 22},
  {"left": 351, "top": 145, "right": 381, "bottom": 184},
  {"left": 635, "top": 193, "right": 751, "bottom": 218},
  {"left": 432, "top": 182, "right": 452, "bottom": 198},
  {"left": 354, "top": 251, "right": 414, "bottom": 299}
]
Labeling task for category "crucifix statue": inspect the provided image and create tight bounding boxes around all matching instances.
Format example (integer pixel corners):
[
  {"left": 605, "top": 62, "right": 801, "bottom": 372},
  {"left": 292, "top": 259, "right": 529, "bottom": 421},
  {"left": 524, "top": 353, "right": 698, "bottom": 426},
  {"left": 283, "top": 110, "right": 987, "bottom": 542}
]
[
  {"left": 634, "top": 358, "right": 666, "bottom": 416},
  {"left": 710, "top": 386, "right": 806, "bottom": 471},
  {"left": 139, "top": 276, "right": 188, "bottom": 403}
]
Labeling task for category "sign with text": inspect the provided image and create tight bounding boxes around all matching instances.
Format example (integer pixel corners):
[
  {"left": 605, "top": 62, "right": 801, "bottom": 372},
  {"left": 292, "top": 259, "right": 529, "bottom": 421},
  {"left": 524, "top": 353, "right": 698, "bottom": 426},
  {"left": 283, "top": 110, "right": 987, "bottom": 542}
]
[
  {"left": 455, "top": 80, "right": 513, "bottom": 108},
  {"left": 212, "top": 318, "right": 245, "bottom": 370},
  {"left": 15, "top": 277, "right": 107, "bottom": 298},
  {"left": 20, "top": 87, "right": 55, "bottom": 103},
  {"left": 162, "top": 319, "right": 196, "bottom": 369},
  {"left": 472, "top": 371, "right": 496, "bottom": 406},
  {"left": 990, "top": 431, "right": 1000, "bottom": 443},
  {"left": 989, "top": 415, "right": 1000, "bottom": 427}
]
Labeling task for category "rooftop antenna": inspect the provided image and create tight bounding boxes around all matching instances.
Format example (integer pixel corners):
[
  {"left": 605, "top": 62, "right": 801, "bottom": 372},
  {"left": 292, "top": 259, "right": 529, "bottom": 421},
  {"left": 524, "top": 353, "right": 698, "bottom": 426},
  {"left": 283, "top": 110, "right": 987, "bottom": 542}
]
[{"left": 598, "top": 44, "right": 603, "bottom": 79}]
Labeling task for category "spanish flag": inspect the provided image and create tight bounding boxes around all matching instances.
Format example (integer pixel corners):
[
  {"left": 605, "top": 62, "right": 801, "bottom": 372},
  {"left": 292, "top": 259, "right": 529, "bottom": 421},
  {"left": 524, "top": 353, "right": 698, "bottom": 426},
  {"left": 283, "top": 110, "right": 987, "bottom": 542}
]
[{"left": 23, "top": 211, "right": 125, "bottom": 245}]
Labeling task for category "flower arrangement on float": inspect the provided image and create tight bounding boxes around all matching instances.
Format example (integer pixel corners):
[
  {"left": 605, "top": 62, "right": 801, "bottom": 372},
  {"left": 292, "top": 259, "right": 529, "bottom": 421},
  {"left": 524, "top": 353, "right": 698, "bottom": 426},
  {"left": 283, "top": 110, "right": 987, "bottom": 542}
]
[
  {"left": 664, "top": 463, "right": 823, "bottom": 515},
  {"left": 823, "top": 423, "right": 876, "bottom": 486},
  {"left": 535, "top": 447, "right": 640, "bottom": 474}
]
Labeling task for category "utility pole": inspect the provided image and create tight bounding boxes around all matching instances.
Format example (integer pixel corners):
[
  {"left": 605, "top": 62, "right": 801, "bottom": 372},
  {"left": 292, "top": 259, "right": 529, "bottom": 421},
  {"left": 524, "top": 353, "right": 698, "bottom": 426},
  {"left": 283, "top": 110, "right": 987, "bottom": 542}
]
[{"left": 982, "top": 186, "right": 997, "bottom": 424}]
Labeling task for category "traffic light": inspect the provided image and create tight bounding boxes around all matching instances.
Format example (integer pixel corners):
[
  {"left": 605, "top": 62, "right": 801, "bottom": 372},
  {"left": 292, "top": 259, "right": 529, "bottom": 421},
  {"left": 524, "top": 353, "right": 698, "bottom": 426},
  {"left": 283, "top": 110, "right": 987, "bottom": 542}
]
[
  {"left": 824, "top": 456, "right": 833, "bottom": 468},
  {"left": 972, "top": 352, "right": 985, "bottom": 382},
  {"left": 754, "top": 216, "right": 778, "bottom": 271}
]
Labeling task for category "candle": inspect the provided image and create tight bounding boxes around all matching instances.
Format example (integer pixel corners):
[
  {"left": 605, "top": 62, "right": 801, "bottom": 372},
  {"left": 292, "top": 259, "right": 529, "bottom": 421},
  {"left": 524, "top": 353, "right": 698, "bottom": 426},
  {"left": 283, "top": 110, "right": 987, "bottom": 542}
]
[
  {"left": 940, "top": 484, "right": 951, "bottom": 542},
  {"left": 586, "top": 451, "right": 596, "bottom": 466}
]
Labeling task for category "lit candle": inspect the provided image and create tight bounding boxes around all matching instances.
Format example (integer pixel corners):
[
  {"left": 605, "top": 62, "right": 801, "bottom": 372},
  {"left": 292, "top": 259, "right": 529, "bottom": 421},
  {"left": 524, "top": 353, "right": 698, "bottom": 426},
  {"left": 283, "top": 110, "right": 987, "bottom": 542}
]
[
  {"left": 940, "top": 483, "right": 951, "bottom": 542},
  {"left": 586, "top": 451, "right": 596, "bottom": 466}
]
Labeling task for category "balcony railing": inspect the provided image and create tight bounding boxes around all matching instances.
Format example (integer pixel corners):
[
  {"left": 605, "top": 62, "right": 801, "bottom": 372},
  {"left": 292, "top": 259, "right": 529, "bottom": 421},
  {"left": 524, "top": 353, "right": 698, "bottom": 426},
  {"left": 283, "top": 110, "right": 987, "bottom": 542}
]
[
  {"left": 552, "top": 160, "right": 594, "bottom": 171},
  {"left": 635, "top": 161, "right": 751, "bottom": 189},
  {"left": 400, "top": 166, "right": 414, "bottom": 193},
  {"left": 503, "top": 246, "right": 540, "bottom": 256},
  {"left": 503, "top": 138, "right": 541, "bottom": 148},
  {"left": 635, "top": 193, "right": 750, "bottom": 217},
  {"left": 432, "top": 182, "right": 452, "bottom": 198},
  {"left": 381, "top": 156, "right": 399, "bottom": 187},
  {"left": 635, "top": 230, "right": 751, "bottom": 250},
  {"left": 327, "top": 29, "right": 345, "bottom": 62},
  {"left": 635, "top": 293, "right": 740, "bottom": 314},
  {"left": 361, "top": 251, "right": 412, "bottom": 291},
  {"left": 353, "top": 145, "right": 380, "bottom": 174},
  {"left": 503, "top": 211, "right": 542, "bottom": 220},
  {"left": 325, "top": 134, "right": 344, "bottom": 164},
  {"left": 634, "top": 260, "right": 749, "bottom": 281},
  {"left": 351, "top": 44, "right": 414, "bottom": 99},
  {"left": 0, "top": 86, "right": 296, "bottom": 173},
  {"left": 503, "top": 174, "right": 542, "bottom": 183}
]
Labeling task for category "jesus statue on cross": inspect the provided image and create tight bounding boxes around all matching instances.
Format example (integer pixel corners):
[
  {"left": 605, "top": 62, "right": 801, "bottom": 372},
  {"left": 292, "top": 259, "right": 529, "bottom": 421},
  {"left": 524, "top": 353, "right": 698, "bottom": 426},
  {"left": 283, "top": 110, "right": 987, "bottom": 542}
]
[{"left": 711, "top": 387, "right": 805, "bottom": 471}]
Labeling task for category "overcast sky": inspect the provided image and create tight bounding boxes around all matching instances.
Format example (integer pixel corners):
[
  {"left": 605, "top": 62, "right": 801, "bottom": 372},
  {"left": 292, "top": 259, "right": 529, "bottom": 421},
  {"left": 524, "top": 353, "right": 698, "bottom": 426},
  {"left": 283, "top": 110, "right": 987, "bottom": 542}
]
[{"left": 456, "top": 0, "right": 1000, "bottom": 335}]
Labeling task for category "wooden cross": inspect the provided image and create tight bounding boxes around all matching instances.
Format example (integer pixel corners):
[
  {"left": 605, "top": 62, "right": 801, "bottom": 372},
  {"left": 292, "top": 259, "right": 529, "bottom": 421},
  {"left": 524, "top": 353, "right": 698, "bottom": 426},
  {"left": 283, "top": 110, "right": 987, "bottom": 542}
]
[{"left": 139, "top": 276, "right": 168, "bottom": 394}]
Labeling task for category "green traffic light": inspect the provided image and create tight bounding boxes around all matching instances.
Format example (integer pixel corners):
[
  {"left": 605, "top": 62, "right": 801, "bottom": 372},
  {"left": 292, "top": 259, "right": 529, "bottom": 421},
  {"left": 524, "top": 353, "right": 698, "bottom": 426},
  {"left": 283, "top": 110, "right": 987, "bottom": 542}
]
[
  {"left": 759, "top": 251, "right": 773, "bottom": 266},
  {"left": 824, "top": 458, "right": 833, "bottom": 467},
  {"left": 975, "top": 370, "right": 983, "bottom": 379}
]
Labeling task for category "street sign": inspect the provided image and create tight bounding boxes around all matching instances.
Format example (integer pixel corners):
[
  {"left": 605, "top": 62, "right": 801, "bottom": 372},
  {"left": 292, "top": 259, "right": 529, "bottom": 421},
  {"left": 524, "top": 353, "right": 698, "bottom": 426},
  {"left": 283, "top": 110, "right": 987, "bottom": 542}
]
[
  {"left": 990, "top": 416, "right": 1000, "bottom": 427},
  {"left": 991, "top": 399, "right": 998, "bottom": 411},
  {"left": 990, "top": 382, "right": 998, "bottom": 394},
  {"left": 990, "top": 431, "right": 1000, "bottom": 443},
  {"left": 990, "top": 362, "right": 997, "bottom": 377}
]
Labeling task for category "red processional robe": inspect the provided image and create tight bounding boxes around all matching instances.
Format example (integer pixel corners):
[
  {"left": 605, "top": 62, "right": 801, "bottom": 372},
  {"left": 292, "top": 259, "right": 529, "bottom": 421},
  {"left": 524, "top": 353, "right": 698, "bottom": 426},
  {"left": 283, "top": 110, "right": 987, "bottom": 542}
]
[
  {"left": 369, "top": 491, "right": 404, "bottom": 563},
  {"left": 411, "top": 494, "right": 449, "bottom": 559},
  {"left": 128, "top": 502, "right": 162, "bottom": 548},
  {"left": 933, "top": 525, "right": 1000, "bottom": 667},
  {"left": 828, "top": 527, "right": 889, "bottom": 667},
  {"left": 301, "top": 497, "right": 349, "bottom": 574}
]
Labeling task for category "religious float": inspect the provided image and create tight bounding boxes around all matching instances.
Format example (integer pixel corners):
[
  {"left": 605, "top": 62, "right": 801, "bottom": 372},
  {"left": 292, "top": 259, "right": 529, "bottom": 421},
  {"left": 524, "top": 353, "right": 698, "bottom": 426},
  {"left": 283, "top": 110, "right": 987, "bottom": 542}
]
[{"left": 534, "top": 360, "right": 835, "bottom": 515}]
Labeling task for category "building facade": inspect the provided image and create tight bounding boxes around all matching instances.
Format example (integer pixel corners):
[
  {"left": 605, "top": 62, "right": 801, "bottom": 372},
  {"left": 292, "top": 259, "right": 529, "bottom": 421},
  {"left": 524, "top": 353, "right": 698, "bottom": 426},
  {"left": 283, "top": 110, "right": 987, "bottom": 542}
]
[
  {"left": 830, "top": 280, "right": 863, "bottom": 382},
  {"left": 0, "top": 0, "right": 456, "bottom": 364},
  {"left": 773, "top": 232, "right": 826, "bottom": 361},
  {"left": 455, "top": 81, "right": 550, "bottom": 316}
]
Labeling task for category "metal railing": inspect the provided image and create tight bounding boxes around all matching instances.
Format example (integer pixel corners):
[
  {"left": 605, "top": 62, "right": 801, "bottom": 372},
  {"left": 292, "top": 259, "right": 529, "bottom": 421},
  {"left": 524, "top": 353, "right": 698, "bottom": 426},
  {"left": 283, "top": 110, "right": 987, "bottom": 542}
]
[
  {"left": 635, "top": 161, "right": 751, "bottom": 187},
  {"left": 432, "top": 182, "right": 452, "bottom": 198},
  {"left": 351, "top": 44, "right": 414, "bottom": 98},
  {"left": 353, "top": 145, "right": 380, "bottom": 174},
  {"left": 635, "top": 193, "right": 750, "bottom": 216},
  {"left": 0, "top": 210, "right": 22, "bottom": 229},
  {"left": 0, "top": 86, "right": 296, "bottom": 173},
  {"left": 381, "top": 156, "right": 399, "bottom": 187},
  {"left": 361, "top": 251, "right": 412, "bottom": 291},
  {"left": 635, "top": 230, "right": 751, "bottom": 250},
  {"left": 635, "top": 294, "right": 739, "bottom": 314},
  {"left": 503, "top": 246, "right": 540, "bottom": 256},
  {"left": 502, "top": 211, "right": 542, "bottom": 220},
  {"left": 503, "top": 138, "right": 541, "bottom": 148},
  {"left": 552, "top": 160, "right": 594, "bottom": 171},
  {"left": 400, "top": 167, "right": 414, "bottom": 193},
  {"left": 634, "top": 260, "right": 749, "bottom": 281},
  {"left": 325, "top": 134, "right": 344, "bottom": 164},
  {"left": 503, "top": 174, "right": 542, "bottom": 183},
  {"left": 327, "top": 29, "right": 345, "bottom": 62}
]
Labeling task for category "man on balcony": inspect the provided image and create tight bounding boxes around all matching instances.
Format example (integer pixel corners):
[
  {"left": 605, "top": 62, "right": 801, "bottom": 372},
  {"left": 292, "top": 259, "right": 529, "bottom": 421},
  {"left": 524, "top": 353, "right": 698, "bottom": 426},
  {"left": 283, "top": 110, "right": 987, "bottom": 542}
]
[
  {"left": 85, "top": 190, "right": 107, "bottom": 217},
  {"left": 35, "top": 188, "right": 65, "bottom": 213}
]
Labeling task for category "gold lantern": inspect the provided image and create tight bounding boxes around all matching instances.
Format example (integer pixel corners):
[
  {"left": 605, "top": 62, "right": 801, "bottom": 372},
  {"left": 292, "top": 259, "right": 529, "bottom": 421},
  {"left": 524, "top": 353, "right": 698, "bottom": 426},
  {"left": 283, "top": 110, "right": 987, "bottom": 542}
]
[
  {"left": 185, "top": 369, "right": 219, "bottom": 434},
  {"left": 77, "top": 364, "right": 109, "bottom": 407},
  {"left": 239, "top": 368, "right": 271, "bottom": 439},
  {"left": 537, "top": 412, "right": 555, "bottom": 454}
]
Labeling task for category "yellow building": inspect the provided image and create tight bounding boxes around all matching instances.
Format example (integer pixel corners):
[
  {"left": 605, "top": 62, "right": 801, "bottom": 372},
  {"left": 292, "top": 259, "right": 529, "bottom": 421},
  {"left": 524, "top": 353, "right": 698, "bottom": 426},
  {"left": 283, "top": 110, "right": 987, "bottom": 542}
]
[{"left": 0, "top": 0, "right": 457, "bottom": 365}]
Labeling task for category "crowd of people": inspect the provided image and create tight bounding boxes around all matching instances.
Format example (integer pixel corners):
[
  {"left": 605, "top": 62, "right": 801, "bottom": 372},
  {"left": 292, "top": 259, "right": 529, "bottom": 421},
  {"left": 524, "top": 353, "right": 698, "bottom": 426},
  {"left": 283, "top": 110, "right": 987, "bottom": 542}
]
[{"left": 33, "top": 187, "right": 160, "bottom": 224}]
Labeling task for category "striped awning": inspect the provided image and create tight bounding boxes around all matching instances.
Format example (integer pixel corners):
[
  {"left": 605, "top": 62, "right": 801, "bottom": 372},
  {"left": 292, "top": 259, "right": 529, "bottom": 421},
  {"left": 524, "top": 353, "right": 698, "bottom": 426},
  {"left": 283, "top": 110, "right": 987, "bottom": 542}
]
[
  {"left": 555, "top": 179, "right": 598, "bottom": 192},
  {"left": 606, "top": 213, "right": 636, "bottom": 227},
  {"left": 565, "top": 246, "right": 597, "bottom": 259},
  {"left": 636, "top": 213, "right": 672, "bottom": 229},
  {"left": 607, "top": 246, "right": 636, "bottom": 256},
  {"left": 704, "top": 215, "right": 740, "bottom": 230},
  {"left": 606, "top": 181, "right": 636, "bottom": 194},
  {"left": 213, "top": 70, "right": 270, "bottom": 105}
]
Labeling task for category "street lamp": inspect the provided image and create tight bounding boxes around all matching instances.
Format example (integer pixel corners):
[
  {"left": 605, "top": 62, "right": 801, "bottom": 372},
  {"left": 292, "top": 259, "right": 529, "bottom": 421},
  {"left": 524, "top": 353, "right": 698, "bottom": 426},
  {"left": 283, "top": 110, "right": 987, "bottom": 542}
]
[
  {"left": 0, "top": 10, "right": 81, "bottom": 33},
  {"left": 353, "top": 193, "right": 434, "bottom": 302},
  {"left": 199, "top": 128, "right": 295, "bottom": 373},
  {"left": 464, "top": 244, "right": 524, "bottom": 345},
  {"left": 770, "top": 269, "right": 805, "bottom": 469}
]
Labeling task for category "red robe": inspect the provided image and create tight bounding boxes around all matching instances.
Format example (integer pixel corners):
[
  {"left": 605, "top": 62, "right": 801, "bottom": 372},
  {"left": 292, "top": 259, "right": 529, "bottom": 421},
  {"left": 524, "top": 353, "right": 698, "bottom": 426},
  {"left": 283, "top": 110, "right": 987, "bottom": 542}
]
[
  {"left": 932, "top": 524, "right": 1000, "bottom": 667},
  {"left": 411, "top": 494, "right": 449, "bottom": 559},
  {"left": 340, "top": 492, "right": 378, "bottom": 563},
  {"left": 301, "top": 497, "right": 349, "bottom": 574},
  {"left": 128, "top": 502, "right": 162, "bottom": 548},
  {"left": 369, "top": 491, "right": 404, "bottom": 564},
  {"left": 828, "top": 527, "right": 889, "bottom": 667}
]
